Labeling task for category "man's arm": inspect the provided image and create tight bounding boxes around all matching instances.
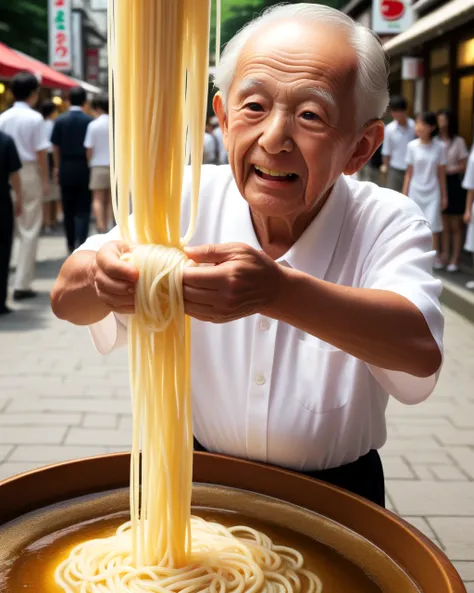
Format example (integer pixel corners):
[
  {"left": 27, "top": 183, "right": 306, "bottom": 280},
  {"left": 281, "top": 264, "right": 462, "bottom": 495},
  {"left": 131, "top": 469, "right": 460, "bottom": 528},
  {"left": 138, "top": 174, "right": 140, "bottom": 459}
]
[
  {"left": 37, "top": 149, "right": 49, "bottom": 194},
  {"left": 10, "top": 171, "right": 23, "bottom": 216},
  {"left": 86, "top": 148, "right": 93, "bottom": 163},
  {"left": 402, "top": 164, "right": 413, "bottom": 196},
  {"left": 183, "top": 241, "right": 442, "bottom": 380},
  {"left": 51, "top": 242, "right": 138, "bottom": 325}
]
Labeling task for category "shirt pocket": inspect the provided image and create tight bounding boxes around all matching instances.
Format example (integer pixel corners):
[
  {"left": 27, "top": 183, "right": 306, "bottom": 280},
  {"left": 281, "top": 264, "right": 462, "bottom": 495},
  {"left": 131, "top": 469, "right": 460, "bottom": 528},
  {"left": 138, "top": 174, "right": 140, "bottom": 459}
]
[{"left": 294, "top": 338, "right": 351, "bottom": 414}]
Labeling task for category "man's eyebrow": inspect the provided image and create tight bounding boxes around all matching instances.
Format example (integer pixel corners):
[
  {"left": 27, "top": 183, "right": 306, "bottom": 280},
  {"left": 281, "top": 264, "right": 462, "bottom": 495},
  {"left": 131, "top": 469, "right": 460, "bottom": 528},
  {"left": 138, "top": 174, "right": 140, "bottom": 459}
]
[
  {"left": 236, "top": 78, "right": 265, "bottom": 93},
  {"left": 301, "top": 87, "right": 337, "bottom": 109}
]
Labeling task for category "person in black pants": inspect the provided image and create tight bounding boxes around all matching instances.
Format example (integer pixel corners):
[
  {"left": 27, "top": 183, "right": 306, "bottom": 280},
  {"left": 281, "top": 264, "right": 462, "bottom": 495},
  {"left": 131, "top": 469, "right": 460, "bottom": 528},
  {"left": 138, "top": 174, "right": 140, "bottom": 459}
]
[
  {"left": 51, "top": 87, "right": 93, "bottom": 253},
  {"left": 0, "top": 131, "right": 23, "bottom": 315}
]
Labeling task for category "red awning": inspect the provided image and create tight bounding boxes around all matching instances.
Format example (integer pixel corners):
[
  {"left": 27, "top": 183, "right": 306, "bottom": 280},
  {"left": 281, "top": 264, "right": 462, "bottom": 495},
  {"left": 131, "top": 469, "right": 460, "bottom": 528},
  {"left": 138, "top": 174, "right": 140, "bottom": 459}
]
[{"left": 0, "top": 42, "right": 77, "bottom": 90}]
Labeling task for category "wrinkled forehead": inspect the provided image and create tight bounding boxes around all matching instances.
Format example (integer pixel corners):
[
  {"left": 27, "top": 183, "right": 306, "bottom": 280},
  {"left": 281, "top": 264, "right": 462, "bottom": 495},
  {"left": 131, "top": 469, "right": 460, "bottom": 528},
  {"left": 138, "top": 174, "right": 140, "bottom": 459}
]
[{"left": 234, "top": 20, "right": 358, "bottom": 93}]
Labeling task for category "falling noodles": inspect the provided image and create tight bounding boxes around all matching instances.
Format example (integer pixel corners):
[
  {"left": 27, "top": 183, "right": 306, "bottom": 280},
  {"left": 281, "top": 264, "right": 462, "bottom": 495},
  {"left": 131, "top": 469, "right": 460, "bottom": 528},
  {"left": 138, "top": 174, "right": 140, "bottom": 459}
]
[{"left": 55, "top": 1, "right": 323, "bottom": 592}]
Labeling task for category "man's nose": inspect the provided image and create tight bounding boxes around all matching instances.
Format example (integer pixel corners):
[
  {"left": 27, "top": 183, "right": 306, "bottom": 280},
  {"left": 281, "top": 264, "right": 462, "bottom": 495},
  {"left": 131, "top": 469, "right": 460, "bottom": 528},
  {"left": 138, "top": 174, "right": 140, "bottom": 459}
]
[{"left": 258, "top": 112, "right": 294, "bottom": 154}]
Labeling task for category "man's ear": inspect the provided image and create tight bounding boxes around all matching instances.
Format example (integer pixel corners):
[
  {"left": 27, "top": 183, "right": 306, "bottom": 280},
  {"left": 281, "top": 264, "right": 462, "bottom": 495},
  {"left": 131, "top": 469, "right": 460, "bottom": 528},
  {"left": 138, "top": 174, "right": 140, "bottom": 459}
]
[
  {"left": 213, "top": 92, "right": 229, "bottom": 151},
  {"left": 343, "top": 120, "right": 384, "bottom": 176}
]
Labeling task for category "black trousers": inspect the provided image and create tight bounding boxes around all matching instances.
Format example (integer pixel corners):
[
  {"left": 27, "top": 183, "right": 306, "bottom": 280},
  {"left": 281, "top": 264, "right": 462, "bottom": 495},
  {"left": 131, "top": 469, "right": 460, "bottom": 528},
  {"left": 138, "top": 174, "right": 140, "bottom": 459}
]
[
  {"left": 61, "top": 184, "right": 91, "bottom": 252},
  {"left": 193, "top": 439, "right": 385, "bottom": 508},
  {"left": 0, "top": 198, "right": 14, "bottom": 309}
]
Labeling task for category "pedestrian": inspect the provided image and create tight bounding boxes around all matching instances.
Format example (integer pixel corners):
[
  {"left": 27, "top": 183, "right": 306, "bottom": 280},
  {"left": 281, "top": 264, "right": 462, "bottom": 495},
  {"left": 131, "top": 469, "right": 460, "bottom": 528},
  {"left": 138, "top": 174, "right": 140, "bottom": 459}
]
[
  {"left": 52, "top": 4, "right": 443, "bottom": 508},
  {"left": 51, "top": 87, "right": 93, "bottom": 254},
  {"left": 0, "top": 131, "right": 23, "bottom": 315},
  {"left": 209, "top": 115, "right": 228, "bottom": 164},
  {"left": 0, "top": 72, "right": 50, "bottom": 301},
  {"left": 84, "top": 94, "right": 112, "bottom": 234},
  {"left": 403, "top": 112, "right": 447, "bottom": 268},
  {"left": 436, "top": 109, "right": 469, "bottom": 272},
  {"left": 462, "top": 148, "right": 474, "bottom": 290},
  {"left": 40, "top": 100, "right": 60, "bottom": 234},
  {"left": 381, "top": 96, "right": 415, "bottom": 193},
  {"left": 203, "top": 118, "right": 220, "bottom": 164}
]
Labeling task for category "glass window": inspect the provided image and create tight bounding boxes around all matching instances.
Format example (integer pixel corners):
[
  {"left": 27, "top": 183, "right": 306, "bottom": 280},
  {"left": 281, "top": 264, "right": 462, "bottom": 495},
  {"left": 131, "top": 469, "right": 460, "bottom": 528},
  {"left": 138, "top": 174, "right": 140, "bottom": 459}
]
[
  {"left": 457, "top": 38, "right": 474, "bottom": 68},
  {"left": 428, "top": 73, "right": 450, "bottom": 113},
  {"left": 458, "top": 74, "right": 474, "bottom": 146},
  {"left": 430, "top": 46, "right": 449, "bottom": 70}
]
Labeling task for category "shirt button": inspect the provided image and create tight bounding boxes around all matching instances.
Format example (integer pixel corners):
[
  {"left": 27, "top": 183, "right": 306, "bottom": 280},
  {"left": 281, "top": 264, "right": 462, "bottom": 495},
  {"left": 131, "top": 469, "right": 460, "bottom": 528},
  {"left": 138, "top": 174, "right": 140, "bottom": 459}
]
[
  {"left": 259, "top": 318, "right": 270, "bottom": 331},
  {"left": 255, "top": 374, "right": 266, "bottom": 386}
]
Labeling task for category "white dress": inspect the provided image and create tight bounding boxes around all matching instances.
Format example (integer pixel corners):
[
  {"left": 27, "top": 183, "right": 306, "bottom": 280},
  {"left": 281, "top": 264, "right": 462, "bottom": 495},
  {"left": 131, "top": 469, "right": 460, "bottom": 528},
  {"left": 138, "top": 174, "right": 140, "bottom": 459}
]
[
  {"left": 406, "top": 139, "right": 447, "bottom": 233},
  {"left": 462, "top": 150, "right": 474, "bottom": 253}
]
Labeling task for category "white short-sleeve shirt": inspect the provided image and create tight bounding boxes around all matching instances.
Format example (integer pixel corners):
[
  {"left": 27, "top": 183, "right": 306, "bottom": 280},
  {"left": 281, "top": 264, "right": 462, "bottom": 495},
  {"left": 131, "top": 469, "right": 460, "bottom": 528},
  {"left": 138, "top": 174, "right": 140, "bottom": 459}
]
[
  {"left": 463, "top": 149, "right": 474, "bottom": 191},
  {"left": 84, "top": 114, "right": 110, "bottom": 167},
  {"left": 381, "top": 118, "right": 416, "bottom": 171},
  {"left": 0, "top": 102, "right": 49, "bottom": 162},
  {"left": 78, "top": 166, "right": 444, "bottom": 471},
  {"left": 437, "top": 136, "right": 469, "bottom": 173},
  {"left": 406, "top": 138, "right": 447, "bottom": 203}
]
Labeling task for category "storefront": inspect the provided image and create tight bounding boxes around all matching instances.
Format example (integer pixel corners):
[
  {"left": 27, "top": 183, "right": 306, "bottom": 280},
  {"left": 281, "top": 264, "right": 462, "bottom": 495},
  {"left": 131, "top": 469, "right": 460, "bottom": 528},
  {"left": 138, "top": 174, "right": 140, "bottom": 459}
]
[{"left": 384, "top": 0, "right": 474, "bottom": 147}]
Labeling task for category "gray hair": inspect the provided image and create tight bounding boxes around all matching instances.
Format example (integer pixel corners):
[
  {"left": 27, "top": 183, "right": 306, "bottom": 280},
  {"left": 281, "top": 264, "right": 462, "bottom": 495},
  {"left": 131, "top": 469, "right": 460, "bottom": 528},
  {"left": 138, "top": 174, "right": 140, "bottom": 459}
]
[{"left": 213, "top": 3, "right": 389, "bottom": 127}]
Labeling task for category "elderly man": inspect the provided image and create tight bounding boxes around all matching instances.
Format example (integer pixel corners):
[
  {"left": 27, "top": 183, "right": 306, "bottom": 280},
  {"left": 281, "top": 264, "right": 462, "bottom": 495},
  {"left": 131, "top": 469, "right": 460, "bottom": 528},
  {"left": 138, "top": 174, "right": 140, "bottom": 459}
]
[{"left": 51, "top": 4, "right": 443, "bottom": 508}]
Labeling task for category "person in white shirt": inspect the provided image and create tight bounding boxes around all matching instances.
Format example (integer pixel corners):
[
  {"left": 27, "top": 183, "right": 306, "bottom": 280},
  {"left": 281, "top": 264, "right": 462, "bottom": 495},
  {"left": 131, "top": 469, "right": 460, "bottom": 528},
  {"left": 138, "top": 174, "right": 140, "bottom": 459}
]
[
  {"left": 51, "top": 4, "right": 443, "bottom": 508},
  {"left": 40, "top": 100, "right": 60, "bottom": 234},
  {"left": 403, "top": 112, "right": 448, "bottom": 269},
  {"left": 0, "top": 72, "right": 50, "bottom": 301},
  {"left": 462, "top": 148, "right": 474, "bottom": 290},
  {"left": 209, "top": 115, "right": 228, "bottom": 164},
  {"left": 436, "top": 109, "right": 469, "bottom": 272},
  {"left": 381, "top": 96, "right": 416, "bottom": 193},
  {"left": 202, "top": 119, "right": 219, "bottom": 165},
  {"left": 84, "top": 94, "right": 112, "bottom": 233}
]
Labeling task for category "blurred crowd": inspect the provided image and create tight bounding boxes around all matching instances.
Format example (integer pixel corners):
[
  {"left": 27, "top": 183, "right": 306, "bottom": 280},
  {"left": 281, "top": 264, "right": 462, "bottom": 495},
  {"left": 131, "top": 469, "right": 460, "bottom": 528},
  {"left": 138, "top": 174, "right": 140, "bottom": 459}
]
[{"left": 358, "top": 95, "right": 474, "bottom": 291}]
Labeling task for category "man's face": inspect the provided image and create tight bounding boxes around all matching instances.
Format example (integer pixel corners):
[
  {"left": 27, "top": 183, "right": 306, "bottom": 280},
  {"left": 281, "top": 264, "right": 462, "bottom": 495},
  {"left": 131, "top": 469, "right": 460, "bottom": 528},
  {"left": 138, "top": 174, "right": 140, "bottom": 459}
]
[
  {"left": 215, "top": 21, "right": 373, "bottom": 219},
  {"left": 391, "top": 109, "right": 407, "bottom": 125}
]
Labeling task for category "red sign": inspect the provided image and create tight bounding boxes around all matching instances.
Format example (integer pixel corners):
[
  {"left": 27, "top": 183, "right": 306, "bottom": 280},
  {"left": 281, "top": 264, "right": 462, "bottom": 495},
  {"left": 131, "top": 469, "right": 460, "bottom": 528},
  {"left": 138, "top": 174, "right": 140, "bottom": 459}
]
[{"left": 381, "top": 0, "right": 405, "bottom": 20}]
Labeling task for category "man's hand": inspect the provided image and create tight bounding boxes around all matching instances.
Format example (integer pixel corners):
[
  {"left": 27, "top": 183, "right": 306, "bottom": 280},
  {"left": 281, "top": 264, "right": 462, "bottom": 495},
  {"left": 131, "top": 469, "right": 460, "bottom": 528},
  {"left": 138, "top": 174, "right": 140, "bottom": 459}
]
[
  {"left": 91, "top": 241, "right": 139, "bottom": 314},
  {"left": 183, "top": 243, "right": 282, "bottom": 323}
]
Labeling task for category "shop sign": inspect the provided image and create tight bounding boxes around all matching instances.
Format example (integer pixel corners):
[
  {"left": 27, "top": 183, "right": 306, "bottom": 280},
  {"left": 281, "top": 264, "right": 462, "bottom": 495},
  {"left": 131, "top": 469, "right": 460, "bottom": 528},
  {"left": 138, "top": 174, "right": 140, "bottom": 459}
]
[
  {"left": 49, "top": 0, "right": 72, "bottom": 71},
  {"left": 86, "top": 48, "right": 99, "bottom": 84},
  {"left": 372, "top": 0, "right": 413, "bottom": 35}
]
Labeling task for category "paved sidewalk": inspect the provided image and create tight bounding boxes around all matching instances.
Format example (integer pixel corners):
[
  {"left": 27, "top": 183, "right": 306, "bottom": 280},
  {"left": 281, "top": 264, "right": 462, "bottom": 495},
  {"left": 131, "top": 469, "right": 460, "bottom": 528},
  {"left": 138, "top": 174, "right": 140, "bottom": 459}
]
[{"left": 1, "top": 235, "right": 474, "bottom": 589}]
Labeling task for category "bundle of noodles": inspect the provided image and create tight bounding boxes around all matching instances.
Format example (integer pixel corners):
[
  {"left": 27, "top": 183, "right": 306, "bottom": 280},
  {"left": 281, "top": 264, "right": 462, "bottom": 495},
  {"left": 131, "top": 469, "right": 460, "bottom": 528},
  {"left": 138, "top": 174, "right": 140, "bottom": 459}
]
[{"left": 55, "top": 1, "right": 323, "bottom": 591}]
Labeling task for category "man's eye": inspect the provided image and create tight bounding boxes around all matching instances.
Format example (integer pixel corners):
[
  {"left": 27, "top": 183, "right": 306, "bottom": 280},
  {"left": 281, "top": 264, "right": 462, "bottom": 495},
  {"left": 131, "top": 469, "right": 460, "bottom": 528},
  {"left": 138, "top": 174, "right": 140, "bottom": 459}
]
[
  {"left": 301, "top": 111, "right": 320, "bottom": 121},
  {"left": 245, "top": 102, "right": 264, "bottom": 112}
]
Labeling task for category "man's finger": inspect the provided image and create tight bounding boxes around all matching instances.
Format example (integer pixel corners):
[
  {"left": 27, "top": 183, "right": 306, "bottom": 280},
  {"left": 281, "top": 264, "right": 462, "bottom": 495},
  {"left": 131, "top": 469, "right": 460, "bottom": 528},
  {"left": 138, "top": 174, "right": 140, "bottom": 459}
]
[
  {"left": 183, "top": 265, "right": 224, "bottom": 289},
  {"left": 184, "top": 243, "right": 240, "bottom": 264},
  {"left": 183, "top": 285, "right": 218, "bottom": 305},
  {"left": 99, "top": 253, "right": 139, "bottom": 283},
  {"left": 95, "top": 273, "right": 136, "bottom": 297}
]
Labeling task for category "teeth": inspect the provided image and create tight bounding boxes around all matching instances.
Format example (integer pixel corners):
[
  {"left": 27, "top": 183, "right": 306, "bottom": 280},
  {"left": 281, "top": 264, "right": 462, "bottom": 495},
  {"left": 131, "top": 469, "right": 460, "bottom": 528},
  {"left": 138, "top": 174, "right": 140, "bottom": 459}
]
[{"left": 255, "top": 165, "right": 294, "bottom": 177}]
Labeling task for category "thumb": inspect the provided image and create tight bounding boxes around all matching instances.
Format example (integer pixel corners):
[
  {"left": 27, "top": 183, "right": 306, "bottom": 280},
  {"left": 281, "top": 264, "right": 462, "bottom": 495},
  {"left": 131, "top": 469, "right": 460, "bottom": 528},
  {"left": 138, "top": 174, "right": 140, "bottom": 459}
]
[{"left": 184, "top": 243, "right": 235, "bottom": 264}]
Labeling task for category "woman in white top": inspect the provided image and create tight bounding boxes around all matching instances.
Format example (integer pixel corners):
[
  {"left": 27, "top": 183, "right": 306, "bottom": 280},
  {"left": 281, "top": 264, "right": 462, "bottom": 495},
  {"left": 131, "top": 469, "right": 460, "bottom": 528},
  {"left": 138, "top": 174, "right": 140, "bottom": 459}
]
[
  {"left": 403, "top": 112, "right": 448, "bottom": 268},
  {"left": 40, "top": 101, "right": 60, "bottom": 233},
  {"left": 463, "top": 148, "right": 474, "bottom": 290},
  {"left": 84, "top": 94, "right": 112, "bottom": 233},
  {"left": 436, "top": 109, "right": 469, "bottom": 272}
]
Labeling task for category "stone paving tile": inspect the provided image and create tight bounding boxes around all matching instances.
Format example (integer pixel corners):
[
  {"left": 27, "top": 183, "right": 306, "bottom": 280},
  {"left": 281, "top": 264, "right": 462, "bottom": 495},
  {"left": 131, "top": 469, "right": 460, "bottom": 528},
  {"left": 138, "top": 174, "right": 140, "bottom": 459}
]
[
  {"left": 9, "top": 444, "right": 108, "bottom": 463},
  {"left": 448, "top": 448, "right": 474, "bottom": 480},
  {"left": 387, "top": 481, "right": 474, "bottom": 516},
  {"left": 0, "top": 461, "right": 51, "bottom": 480},
  {"left": 0, "top": 445, "right": 13, "bottom": 462},
  {"left": 7, "top": 397, "right": 132, "bottom": 414},
  {"left": 66, "top": 428, "right": 132, "bottom": 447},
  {"left": 1, "top": 426, "right": 67, "bottom": 445},
  {"left": 454, "top": 562, "right": 474, "bottom": 582},
  {"left": 428, "top": 517, "right": 474, "bottom": 560},
  {"left": 381, "top": 456, "right": 416, "bottom": 479},
  {"left": 0, "top": 413, "right": 82, "bottom": 426},
  {"left": 83, "top": 413, "right": 119, "bottom": 428}
]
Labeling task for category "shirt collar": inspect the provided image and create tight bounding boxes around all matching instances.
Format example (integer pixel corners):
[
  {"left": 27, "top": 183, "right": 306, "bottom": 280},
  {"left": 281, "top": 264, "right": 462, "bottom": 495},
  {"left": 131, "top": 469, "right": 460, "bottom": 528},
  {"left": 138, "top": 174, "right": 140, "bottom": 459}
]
[
  {"left": 280, "top": 175, "right": 349, "bottom": 278},
  {"left": 224, "top": 175, "right": 349, "bottom": 279},
  {"left": 69, "top": 106, "right": 83, "bottom": 112},
  {"left": 13, "top": 101, "right": 31, "bottom": 110}
]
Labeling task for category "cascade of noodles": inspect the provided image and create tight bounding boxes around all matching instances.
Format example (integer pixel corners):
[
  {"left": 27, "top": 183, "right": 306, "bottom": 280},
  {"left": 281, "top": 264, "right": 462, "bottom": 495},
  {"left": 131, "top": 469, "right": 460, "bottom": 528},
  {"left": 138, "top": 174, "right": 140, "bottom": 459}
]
[{"left": 55, "top": 1, "right": 323, "bottom": 591}]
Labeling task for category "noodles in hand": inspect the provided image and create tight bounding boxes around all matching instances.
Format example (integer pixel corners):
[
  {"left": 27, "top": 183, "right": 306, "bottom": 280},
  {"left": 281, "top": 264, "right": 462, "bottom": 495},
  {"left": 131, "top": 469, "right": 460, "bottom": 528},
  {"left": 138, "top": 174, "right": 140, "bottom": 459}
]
[{"left": 55, "top": 0, "right": 323, "bottom": 591}]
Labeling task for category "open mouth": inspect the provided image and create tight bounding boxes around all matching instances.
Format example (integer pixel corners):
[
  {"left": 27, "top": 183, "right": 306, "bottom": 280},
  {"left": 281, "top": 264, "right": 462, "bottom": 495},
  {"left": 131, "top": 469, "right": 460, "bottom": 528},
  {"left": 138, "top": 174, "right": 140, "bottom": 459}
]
[{"left": 253, "top": 165, "right": 298, "bottom": 183}]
